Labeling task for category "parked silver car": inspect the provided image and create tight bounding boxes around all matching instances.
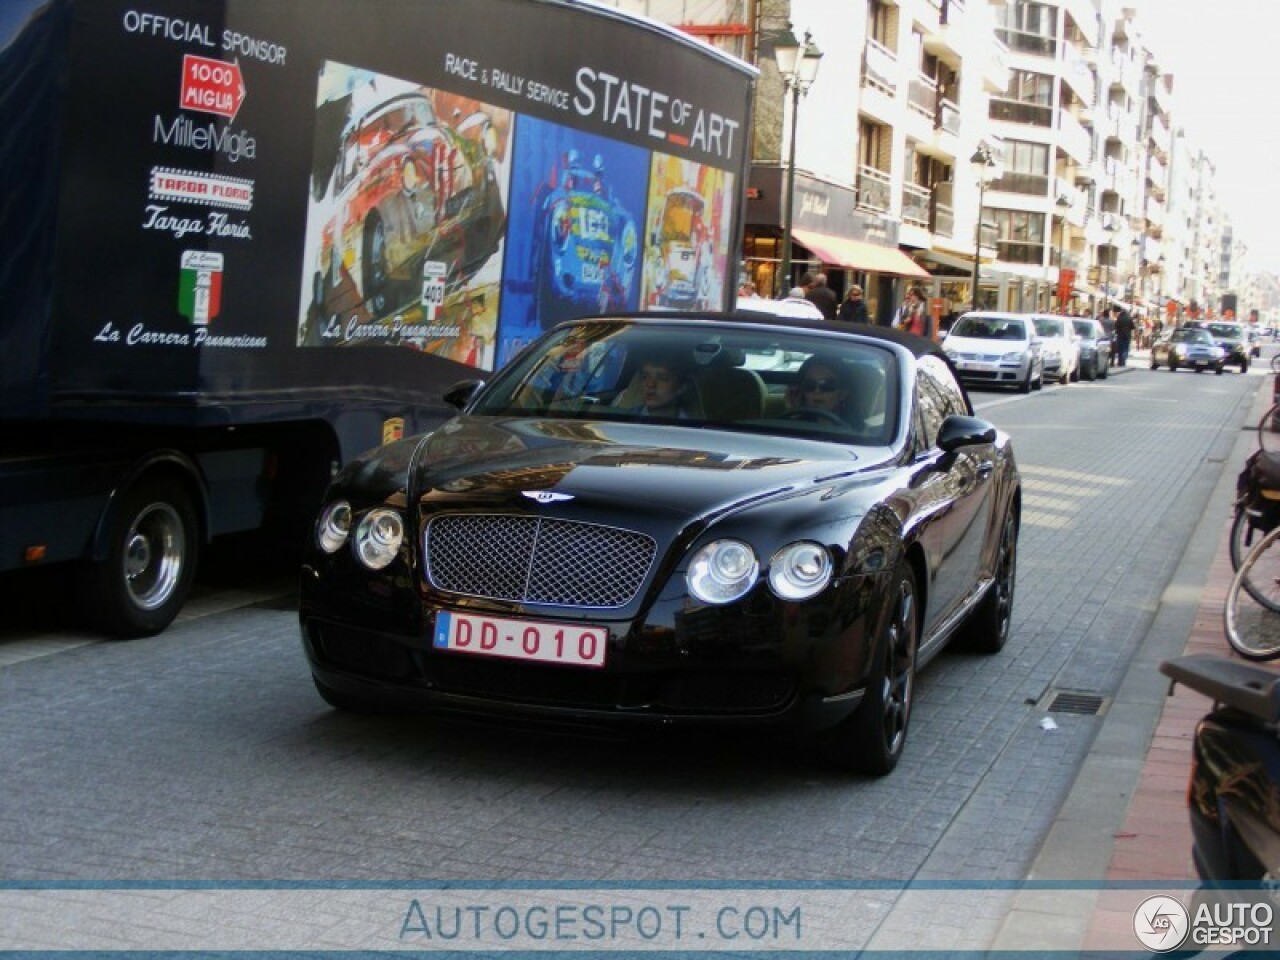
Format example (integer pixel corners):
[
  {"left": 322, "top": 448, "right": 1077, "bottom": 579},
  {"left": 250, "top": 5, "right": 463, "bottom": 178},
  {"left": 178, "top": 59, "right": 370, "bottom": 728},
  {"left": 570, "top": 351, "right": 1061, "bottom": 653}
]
[{"left": 943, "top": 312, "right": 1044, "bottom": 393}]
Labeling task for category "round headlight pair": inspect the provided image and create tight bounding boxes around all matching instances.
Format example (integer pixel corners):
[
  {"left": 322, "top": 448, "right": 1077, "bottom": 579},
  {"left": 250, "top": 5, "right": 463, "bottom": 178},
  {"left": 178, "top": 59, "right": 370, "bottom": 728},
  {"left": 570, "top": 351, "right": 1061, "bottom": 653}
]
[
  {"left": 686, "top": 539, "right": 833, "bottom": 605},
  {"left": 315, "top": 500, "right": 403, "bottom": 570}
]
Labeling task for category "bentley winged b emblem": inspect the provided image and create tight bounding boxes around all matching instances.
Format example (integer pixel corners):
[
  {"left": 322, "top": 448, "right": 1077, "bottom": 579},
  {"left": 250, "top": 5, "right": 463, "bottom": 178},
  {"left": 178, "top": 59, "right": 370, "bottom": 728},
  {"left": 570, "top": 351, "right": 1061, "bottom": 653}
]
[{"left": 521, "top": 491, "right": 575, "bottom": 503}]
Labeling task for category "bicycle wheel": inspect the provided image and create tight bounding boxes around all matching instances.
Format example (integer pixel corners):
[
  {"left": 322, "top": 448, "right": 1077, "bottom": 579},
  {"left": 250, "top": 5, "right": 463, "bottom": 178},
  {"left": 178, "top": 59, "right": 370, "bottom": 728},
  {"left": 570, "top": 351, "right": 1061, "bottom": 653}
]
[
  {"left": 1262, "top": 402, "right": 1280, "bottom": 455},
  {"left": 1224, "top": 525, "right": 1280, "bottom": 660},
  {"left": 1230, "top": 505, "right": 1263, "bottom": 571}
]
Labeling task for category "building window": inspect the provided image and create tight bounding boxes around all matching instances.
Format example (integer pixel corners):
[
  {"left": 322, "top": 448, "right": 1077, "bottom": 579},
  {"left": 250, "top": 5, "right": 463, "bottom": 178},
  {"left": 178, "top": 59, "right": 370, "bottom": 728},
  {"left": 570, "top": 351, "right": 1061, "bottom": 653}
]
[
  {"left": 991, "top": 208, "right": 1047, "bottom": 264},
  {"left": 1007, "top": 70, "right": 1053, "bottom": 105}
]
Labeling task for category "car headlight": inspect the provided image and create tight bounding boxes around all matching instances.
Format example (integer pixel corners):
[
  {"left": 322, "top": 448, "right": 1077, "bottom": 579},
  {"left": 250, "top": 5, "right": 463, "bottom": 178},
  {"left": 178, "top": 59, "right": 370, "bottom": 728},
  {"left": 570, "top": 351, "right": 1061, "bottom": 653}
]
[
  {"left": 317, "top": 501, "right": 352, "bottom": 553},
  {"left": 401, "top": 158, "right": 420, "bottom": 193},
  {"left": 1001, "top": 351, "right": 1026, "bottom": 363},
  {"left": 687, "top": 539, "right": 758, "bottom": 604},
  {"left": 768, "top": 541, "right": 833, "bottom": 600},
  {"left": 353, "top": 508, "right": 404, "bottom": 570},
  {"left": 1173, "top": 345, "right": 1187, "bottom": 357}
]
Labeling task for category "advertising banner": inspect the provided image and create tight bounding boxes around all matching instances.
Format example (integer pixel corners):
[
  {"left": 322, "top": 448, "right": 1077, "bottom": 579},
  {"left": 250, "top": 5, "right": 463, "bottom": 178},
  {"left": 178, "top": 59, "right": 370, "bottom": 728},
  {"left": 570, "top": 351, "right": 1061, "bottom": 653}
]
[{"left": 46, "top": 0, "right": 755, "bottom": 406}]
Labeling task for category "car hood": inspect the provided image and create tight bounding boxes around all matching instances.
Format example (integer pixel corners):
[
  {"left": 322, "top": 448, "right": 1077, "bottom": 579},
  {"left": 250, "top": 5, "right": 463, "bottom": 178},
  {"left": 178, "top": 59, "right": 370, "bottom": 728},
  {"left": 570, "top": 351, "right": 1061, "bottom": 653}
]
[
  {"left": 404, "top": 416, "right": 888, "bottom": 521},
  {"left": 944, "top": 334, "right": 1030, "bottom": 353}
]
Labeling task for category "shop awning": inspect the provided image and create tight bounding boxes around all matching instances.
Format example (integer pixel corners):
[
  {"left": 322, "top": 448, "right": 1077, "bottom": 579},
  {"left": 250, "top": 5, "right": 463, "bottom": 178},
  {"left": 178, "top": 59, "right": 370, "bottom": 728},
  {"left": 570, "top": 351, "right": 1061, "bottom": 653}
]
[{"left": 792, "top": 228, "right": 931, "bottom": 278}]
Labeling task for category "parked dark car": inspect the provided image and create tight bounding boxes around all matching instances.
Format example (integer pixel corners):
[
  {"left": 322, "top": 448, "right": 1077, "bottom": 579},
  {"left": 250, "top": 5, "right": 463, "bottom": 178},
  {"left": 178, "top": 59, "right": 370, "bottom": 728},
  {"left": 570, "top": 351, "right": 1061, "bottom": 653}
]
[
  {"left": 1070, "top": 317, "right": 1111, "bottom": 381},
  {"left": 1205, "top": 321, "right": 1251, "bottom": 373},
  {"left": 298, "top": 315, "right": 1022, "bottom": 775},
  {"left": 1151, "top": 327, "right": 1226, "bottom": 374}
]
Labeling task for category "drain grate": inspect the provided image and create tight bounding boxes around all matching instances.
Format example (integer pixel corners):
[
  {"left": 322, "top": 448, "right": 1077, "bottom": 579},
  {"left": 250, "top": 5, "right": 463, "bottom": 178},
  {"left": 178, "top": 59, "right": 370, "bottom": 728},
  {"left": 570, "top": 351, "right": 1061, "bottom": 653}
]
[{"left": 1045, "top": 690, "right": 1108, "bottom": 716}]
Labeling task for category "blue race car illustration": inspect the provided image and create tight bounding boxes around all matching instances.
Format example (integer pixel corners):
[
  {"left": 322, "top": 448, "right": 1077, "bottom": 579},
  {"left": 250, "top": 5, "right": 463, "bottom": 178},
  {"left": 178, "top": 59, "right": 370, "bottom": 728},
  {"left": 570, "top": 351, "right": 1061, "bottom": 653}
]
[{"left": 531, "top": 151, "right": 639, "bottom": 327}]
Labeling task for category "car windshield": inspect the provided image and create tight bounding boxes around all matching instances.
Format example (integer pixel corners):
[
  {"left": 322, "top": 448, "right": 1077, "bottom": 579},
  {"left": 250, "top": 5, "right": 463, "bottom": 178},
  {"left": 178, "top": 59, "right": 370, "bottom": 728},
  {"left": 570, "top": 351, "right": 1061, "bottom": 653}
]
[
  {"left": 1207, "top": 323, "right": 1243, "bottom": 338},
  {"left": 470, "top": 320, "right": 901, "bottom": 445},
  {"left": 1171, "top": 329, "right": 1213, "bottom": 344},
  {"left": 1034, "top": 318, "right": 1067, "bottom": 337},
  {"left": 950, "top": 316, "right": 1026, "bottom": 340}
]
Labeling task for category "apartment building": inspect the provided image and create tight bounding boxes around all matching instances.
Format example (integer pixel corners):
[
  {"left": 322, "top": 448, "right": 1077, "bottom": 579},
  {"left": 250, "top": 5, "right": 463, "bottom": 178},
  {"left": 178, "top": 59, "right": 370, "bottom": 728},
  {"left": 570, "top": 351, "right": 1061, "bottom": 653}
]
[{"left": 592, "top": 0, "right": 1230, "bottom": 326}]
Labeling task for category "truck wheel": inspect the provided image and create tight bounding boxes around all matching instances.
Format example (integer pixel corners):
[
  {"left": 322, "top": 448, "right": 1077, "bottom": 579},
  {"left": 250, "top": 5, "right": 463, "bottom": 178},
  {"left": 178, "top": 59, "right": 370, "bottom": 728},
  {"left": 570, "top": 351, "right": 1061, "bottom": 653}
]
[{"left": 87, "top": 477, "right": 199, "bottom": 638}]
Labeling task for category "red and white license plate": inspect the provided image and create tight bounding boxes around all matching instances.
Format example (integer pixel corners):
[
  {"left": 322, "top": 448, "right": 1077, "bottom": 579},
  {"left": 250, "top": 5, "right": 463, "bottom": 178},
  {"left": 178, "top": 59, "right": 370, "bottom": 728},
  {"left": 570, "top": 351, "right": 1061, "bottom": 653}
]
[{"left": 432, "top": 610, "right": 607, "bottom": 668}]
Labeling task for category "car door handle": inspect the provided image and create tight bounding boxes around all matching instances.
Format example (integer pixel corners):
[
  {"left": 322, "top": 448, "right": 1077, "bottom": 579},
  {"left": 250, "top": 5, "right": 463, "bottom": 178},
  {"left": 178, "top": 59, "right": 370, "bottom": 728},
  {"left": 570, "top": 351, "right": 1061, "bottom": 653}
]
[{"left": 976, "top": 462, "right": 995, "bottom": 480}]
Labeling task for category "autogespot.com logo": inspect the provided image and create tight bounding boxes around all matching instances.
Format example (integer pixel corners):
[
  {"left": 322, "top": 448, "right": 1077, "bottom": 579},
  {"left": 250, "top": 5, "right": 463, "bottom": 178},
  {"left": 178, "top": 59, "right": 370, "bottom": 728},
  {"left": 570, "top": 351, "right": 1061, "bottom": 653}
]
[{"left": 1133, "top": 895, "right": 1190, "bottom": 952}]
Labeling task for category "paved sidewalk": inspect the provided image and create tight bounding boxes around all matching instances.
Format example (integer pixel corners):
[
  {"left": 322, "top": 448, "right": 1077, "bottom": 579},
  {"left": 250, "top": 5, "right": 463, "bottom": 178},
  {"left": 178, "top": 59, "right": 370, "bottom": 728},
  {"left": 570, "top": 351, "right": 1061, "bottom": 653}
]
[{"left": 993, "top": 347, "right": 1275, "bottom": 951}]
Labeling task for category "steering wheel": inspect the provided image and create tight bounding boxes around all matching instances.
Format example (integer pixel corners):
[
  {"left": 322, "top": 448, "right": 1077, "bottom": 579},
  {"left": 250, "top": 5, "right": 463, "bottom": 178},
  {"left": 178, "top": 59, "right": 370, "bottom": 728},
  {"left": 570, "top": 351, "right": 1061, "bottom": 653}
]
[{"left": 782, "top": 407, "right": 846, "bottom": 426}]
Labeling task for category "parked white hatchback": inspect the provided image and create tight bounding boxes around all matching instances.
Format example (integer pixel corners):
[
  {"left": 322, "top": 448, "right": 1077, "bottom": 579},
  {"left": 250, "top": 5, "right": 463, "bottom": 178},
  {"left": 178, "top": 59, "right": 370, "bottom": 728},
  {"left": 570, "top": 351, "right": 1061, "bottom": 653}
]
[
  {"left": 942, "top": 312, "right": 1044, "bottom": 393},
  {"left": 1028, "top": 314, "right": 1082, "bottom": 383}
]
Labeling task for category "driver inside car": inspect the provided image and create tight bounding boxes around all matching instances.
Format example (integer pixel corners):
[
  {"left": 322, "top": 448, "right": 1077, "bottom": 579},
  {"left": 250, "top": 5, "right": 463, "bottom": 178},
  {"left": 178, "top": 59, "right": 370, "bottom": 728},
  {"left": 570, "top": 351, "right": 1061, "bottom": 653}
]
[{"left": 786, "top": 355, "right": 851, "bottom": 423}]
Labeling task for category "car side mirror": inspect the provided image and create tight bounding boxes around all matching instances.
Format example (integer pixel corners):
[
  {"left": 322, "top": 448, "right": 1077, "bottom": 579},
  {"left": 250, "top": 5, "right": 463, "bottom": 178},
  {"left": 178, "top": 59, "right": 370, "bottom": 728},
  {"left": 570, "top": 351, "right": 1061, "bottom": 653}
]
[
  {"left": 443, "top": 379, "right": 486, "bottom": 410},
  {"left": 937, "top": 414, "right": 997, "bottom": 453}
]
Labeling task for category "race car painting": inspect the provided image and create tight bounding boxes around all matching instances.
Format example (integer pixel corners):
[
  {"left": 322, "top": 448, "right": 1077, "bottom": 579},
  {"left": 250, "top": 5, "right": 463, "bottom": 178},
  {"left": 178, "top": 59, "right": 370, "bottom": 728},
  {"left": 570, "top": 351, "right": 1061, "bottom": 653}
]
[
  {"left": 647, "top": 187, "right": 713, "bottom": 309},
  {"left": 641, "top": 157, "right": 733, "bottom": 312},
  {"left": 530, "top": 150, "right": 640, "bottom": 328},
  {"left": 301, "top": 67, "right": 508, "bottom": 344}
]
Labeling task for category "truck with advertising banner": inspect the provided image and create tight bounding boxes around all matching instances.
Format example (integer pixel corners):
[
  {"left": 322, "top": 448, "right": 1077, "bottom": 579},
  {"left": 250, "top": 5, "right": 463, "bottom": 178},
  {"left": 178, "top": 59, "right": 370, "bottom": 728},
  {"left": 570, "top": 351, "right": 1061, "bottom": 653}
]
[{"left": 2, "top": 0, "right": 755, "bottom": 636}]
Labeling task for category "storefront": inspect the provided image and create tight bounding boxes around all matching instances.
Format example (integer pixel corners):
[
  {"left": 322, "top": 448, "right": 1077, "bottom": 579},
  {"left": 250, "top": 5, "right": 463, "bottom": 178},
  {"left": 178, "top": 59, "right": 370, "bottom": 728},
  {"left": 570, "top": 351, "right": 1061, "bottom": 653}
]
[{"left": 742, "top": 166, "right": 929, "bottom": 324}]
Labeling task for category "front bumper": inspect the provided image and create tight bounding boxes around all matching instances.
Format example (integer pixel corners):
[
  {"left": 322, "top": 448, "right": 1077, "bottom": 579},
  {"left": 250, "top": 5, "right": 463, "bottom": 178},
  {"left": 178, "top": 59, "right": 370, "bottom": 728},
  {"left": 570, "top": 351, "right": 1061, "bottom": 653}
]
[{"left": 298, "top": 570, "right": 881, "bottom": 734}]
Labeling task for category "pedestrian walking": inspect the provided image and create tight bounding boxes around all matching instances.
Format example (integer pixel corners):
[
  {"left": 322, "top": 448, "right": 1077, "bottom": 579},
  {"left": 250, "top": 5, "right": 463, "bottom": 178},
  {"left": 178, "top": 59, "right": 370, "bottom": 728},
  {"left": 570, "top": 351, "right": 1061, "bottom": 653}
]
[
  {"left": 837, "top": 284, "right": 869, "bottom": 325},
  {"left": 894, "top": 286, "right": 932, "bottom": 338},
  {"left": 1113, "top": 308, "right": 1134, "bottom": 366},
  {"left": 802, "top": 271, "right": 839, "bottom": 321}
]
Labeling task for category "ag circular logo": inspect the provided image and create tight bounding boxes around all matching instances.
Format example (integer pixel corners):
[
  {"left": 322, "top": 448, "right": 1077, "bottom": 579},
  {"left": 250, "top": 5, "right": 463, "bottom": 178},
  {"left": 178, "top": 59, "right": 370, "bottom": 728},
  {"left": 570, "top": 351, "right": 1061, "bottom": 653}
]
[{"left": 1133, "top": 895, "right": 1190, "bottom": 952}]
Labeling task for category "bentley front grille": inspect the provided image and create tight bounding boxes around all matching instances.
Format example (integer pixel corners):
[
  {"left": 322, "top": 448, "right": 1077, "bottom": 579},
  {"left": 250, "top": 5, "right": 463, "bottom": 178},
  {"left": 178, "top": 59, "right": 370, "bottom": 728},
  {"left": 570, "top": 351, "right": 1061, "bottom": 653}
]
[{"left": 424, "top": 514, "right": 656, "bottom": 608}]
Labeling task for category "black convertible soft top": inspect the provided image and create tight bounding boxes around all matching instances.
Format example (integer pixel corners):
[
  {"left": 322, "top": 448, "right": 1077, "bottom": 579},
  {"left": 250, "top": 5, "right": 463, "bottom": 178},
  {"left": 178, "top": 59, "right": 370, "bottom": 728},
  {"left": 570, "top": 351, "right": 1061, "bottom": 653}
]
[{"left": 567, "top": 310, "right": 949, "bottom": 361}]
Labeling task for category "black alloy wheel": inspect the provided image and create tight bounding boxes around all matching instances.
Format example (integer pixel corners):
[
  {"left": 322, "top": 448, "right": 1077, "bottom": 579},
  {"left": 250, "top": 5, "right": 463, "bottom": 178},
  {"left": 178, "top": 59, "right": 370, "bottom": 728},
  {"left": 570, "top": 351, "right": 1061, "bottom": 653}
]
[
  {"left": 960, "top": 507, "right": 1018, "bottom": 654},
  {"left": 819, "top": 561, "right": 919, "bottom": 776}
]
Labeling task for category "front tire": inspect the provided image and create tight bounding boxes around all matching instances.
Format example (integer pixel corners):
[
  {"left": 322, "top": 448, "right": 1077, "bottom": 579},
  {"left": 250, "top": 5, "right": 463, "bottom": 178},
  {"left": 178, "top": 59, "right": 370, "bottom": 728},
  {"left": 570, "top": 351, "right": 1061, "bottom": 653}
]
[
  {"left": 84, "top": 476, "right": 199, "bottom": 637},
  {"left": 818, "top": 561, "right": 918, "bottom": 776}
]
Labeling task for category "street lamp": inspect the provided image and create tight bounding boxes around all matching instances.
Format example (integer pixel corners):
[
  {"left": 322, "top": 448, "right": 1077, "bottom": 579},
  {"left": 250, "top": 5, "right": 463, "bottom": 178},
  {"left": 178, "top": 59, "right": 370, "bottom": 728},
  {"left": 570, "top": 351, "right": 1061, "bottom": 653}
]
[
  {"left": 1054, "top": 193, "right": 1071, "bottom": 310},
  {"left": 970, "top": 145, "right": 995, "bottom": 312},
  {"left": 774, "top": 28, "right": 822, "bottom": 296},
  {"left": 1101, "top": 217, "right": 1117, "bottom": 311}
]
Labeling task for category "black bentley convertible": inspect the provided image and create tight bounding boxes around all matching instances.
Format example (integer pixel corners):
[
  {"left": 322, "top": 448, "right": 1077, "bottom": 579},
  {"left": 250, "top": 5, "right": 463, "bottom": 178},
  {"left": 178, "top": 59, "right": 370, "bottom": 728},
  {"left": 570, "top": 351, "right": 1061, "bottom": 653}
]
[{"left": 299, "top": 314, "right": 1021, "bottom": 775}]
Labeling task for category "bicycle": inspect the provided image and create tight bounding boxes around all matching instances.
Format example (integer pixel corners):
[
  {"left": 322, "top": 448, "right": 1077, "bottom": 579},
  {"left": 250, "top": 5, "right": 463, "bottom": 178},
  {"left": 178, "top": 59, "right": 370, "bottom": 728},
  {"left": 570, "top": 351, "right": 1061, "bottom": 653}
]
[
  {"left": 1229, "top": 401, "right": 1280, "bottom": 610},
  {"left": 1224, "top": 522, "right": 1280, "bottom": 659}
]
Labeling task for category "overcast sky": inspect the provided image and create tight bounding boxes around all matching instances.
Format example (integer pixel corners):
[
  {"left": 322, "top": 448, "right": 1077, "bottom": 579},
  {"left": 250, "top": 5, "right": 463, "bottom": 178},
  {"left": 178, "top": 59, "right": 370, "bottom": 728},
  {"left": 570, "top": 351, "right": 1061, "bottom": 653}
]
[{"left": 1134, "top": 0, "right": 1280, "bottom": 270}]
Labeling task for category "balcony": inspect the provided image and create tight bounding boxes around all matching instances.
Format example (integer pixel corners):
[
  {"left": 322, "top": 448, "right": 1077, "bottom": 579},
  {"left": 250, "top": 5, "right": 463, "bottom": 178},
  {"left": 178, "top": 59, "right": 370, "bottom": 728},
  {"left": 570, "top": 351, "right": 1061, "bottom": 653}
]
[
  {"left": 989, "top": 171, "right": 1049, "bottom": 196},
  {"left": 1061, "top": 0, "right": 1099, "bottom": 46},
  {"left": 931, "top": 181, "right": 955, "bottom": 238},
  {"left": 857, "top": 165, "right": 892, "bottom": 214},
  {"left": 938, "top": 97, "right": 961, "bottom": 135},
  {"left": 908, "top": 72, "right": 938, "bottom": 121},
  {"left": 989, "top": 97, "right": 1052, "bottom": 128},
  {"left": 982, "top": 35, "right": 1011, "bottom": 93},
  {"left": 1061, "top": 44, "right": 1095, "bottom": 105},
  {"left": 1150, "top": 114, "right": 1171, "bottom": 160},
  {"left": 903, "top": 182, "right": 932, "bottom": 228},
  {"left": 1056, "top": 109, "right": 1092, "bottom": 166},
  {"left": 996, "top": 27, "right": 1057, "bottom": 58},
  {"left": 863, "top": 38, "right": 898, "bottom": 96}
]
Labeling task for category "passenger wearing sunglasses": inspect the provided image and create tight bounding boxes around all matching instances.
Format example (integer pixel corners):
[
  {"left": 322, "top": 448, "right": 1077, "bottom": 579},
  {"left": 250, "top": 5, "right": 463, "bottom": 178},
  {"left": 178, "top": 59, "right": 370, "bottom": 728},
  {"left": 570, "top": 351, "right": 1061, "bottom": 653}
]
[{"left": 785, "top": 355, "right": 850, "bottom": 425}]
